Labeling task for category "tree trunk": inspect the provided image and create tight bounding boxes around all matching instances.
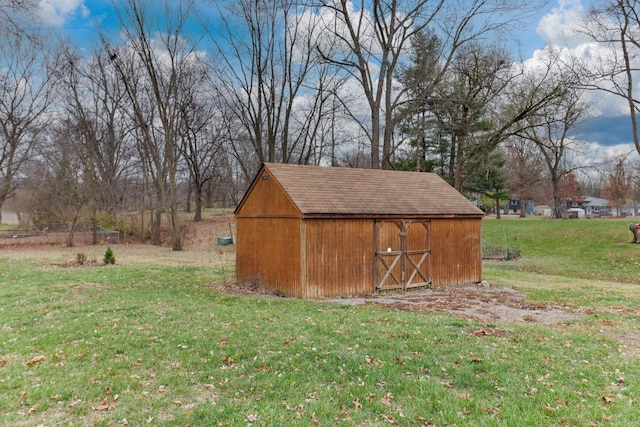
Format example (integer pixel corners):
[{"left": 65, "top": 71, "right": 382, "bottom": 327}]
[
  {"left": 66, "top": 217, "right": 79, "bottom": 248},
  {"left": 91, "top": 205, "right": 98, "bottom": 245},
  {"left": 382, "top": 72, "right": 394, "bottom": 170},
  {"left": 170, "top": 209, "right": 182, "bottom": 250},
  {"left": 453, "top": 134, "right": 466, "bottom": 191},
  {"left": 169, "top": 168, "right": 182, "bottom": 251},
  {"left": 370, "top": 108, "right": 380, "bottom": 169},
  {"left": 194, "top": 182, "right": 203, "bottom": 222},
  {"left": 186, "top": 178, "right": 192, "bottom": 214},
  {"left": 150, "top": 209, "right": 161, "bottom": 245}
]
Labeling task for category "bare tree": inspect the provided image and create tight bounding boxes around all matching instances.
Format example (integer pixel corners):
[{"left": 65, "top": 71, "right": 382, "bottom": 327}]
[
  {"left": 205, "top": 0, "right": 337, "bottom": 181},
  {"left": 0, "top": 0, "right": 38, "bottom": 38},
  {"left": 58, "top": 48, "right": 137, "bottom": 239},
  {"left": 604, "top": 156, "right": 633, "bottom": 217},
  {"left": 0, "top": 29, "right": 58, "bottom": 223},
  {"left": 316, "top": 0, "right": 545, "bottom": 169},
  {"left": 629, "top": 160, "right": 640, "bottom": 216},
  {"left": 101, "top": 0, "right": 202, "bottom": 250},
  {"left": 502, "top": 137, "right": 545, "bottom": 217},
  {"left": 317, "top": 0, "right": 442, "bottom": 169},
  {"left": 177, "top": 66, "right": 227, "bottom": 221},
  {"left": 424, "top": 43, "right": 513, "bottom": 190},
  {"left": 28, "top": 121, "right": 90, "bottom": 247},
  {"left": 517, "top": 83, "right": 589, "bottom": 219},
  {"left": 581, "top": 0, "right": 640, "bottom": 157},
  {"left": 400, "top": 40, "right": 568, "bottom": 191}
]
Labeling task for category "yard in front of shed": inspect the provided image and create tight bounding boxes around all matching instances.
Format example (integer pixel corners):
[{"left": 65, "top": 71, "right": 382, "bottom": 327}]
[{"left": 1, "top": 216, "right": 640, "bottom": 425}]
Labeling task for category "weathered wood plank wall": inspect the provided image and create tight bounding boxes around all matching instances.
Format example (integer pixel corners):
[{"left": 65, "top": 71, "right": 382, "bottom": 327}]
[
  {"left": 303, "top": 219, "right": 373, "bottom": 298},
  {"left": 235, "top": 217, "right": 302, "bottom": 297},
  {"left": 430, "top": 218, "right": 482, "bottom": 286}
]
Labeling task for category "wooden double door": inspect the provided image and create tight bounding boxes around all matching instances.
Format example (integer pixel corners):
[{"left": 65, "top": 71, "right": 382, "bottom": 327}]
[{"left": 374, "top": 220, "right": 432, "bottom": 291}]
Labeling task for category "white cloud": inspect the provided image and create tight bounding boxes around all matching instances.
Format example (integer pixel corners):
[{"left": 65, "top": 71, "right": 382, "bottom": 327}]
[
  {"left": 38, "top": 0, "right": 89, "bottom": 27},
  {"left": 536, "top": 0, "right": 588, "bottom": 47}
]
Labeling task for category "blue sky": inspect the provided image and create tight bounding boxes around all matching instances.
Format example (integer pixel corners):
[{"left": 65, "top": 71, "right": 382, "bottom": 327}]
[
  {"left": 38, "top": 0, "right": 636, "bottom": 160},
  {"left": 48, "top": 0, "right": 120, "bottom": 46},
  {"left": 49, "top": 0, "right": 555, "bottom": 57}
]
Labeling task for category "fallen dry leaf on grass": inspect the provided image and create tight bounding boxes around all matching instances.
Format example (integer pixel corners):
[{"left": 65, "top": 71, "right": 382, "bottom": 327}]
[
  {"left": 380, "top": 392, "right": 394, "bottom": 406},
  {"left": 25, "top": 355, "right": 46, "bottom": 366},
  {"left": 365, "top": 356, "right": 380, "bottom": 365},
  {"left": 381, "top": 413, "right": 398, "bottom": 424},
  {"left": 93, "top": 397, "right": 116, "bottom": 411}
]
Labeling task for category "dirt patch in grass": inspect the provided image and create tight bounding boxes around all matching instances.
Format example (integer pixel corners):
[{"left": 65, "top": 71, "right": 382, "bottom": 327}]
[
  {"left": 213, "top": 280, "right": 581, "bottom": 325},
  {"left": 326, "top": 282, "right": 581, "bottom": 325},
  {"left": 605, "top": 332, "right": 640, "bottom": 358},
  {"left": 208, "top": 281, "right": 284, "bottom": 298}
]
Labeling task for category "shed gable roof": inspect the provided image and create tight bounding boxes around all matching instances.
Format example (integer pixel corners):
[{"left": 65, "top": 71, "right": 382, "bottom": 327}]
[{"left": 239, "top": 163, "right": 483, "bottom": 217}]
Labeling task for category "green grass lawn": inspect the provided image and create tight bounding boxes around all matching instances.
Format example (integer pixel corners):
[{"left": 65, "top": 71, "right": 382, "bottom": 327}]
[
  {"left": 2, "top": 219, "right": 640, "bottom": 426},
  {"left": 483, "top": 217, "right": 640, "bottom": 308},
  {"left": 483, "top": 216, "right": 639, "bottom": 283}
]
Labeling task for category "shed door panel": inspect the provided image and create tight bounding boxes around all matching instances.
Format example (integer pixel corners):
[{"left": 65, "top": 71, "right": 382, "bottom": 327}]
[
  {"left": 405, "top": 221, "right": 431, "bottom": 288},
  {"left": 375, "top": 221, "right": 404, "bottom": 290},
  {"left": 375, "top": 220, "right": 431, "bottom": 291}
]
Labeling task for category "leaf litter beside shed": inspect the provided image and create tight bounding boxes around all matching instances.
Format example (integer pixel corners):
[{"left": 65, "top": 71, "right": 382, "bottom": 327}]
[{"left": 326, "top": 282, "right": 581, "bottom": 325}]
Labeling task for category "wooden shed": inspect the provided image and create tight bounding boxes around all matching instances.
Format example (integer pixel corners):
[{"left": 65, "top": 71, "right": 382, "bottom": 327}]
[{"left": 234, "top": 163, "right": 485, "bottom": 298}]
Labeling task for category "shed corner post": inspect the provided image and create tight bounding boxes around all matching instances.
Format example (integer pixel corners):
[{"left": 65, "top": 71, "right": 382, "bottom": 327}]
[
  {"left": 373, "top": 220, "right": 379, "bottom": 293},
  {"left": 478, "top": 218, "right": 483, "bottom": 282},
  {"left": 300, "top": 219, "right": 307, "bottom": 298}
]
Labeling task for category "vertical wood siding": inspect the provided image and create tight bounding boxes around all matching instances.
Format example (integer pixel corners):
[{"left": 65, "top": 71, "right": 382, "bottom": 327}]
[
  {"left": 303, "top": 219, "right": 373, "bottom": 298},
  {"left": 430, "top": 218, "right": 482, "bottom": 286},
  {"left": 236, "top": 217, "right": 302, "bottom": 297},
  {"left": 235, "top": 170, "right": 303, "bottom": 296},
  {"left": 236, "top": 172, "right": 299, "bottom": 218},
  {"left": 404, "top": 221, "right": 432, "bottom": 288}
]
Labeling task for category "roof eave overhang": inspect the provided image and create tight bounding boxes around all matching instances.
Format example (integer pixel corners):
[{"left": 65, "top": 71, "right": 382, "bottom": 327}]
[{"left": 300, "top": 213, "right": 485, "bottom": 220}]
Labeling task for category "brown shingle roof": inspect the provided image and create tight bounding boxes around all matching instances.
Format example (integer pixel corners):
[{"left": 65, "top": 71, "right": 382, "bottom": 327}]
[{"left": 262, "top": 163, "right": 484, "bottom": 217}]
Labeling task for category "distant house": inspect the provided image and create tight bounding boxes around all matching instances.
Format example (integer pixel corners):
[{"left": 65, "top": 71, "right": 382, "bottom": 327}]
[
  {"left": 534, "top": 205, "right": 552, "bottom": 217},
  {"left": 234, "top": 163, "right": 485, "bottom": 298},
  {"left": 583, "top": 197, "right": 610, "bottom": 217},
  {"left": 507, "top": 199, "right": 534, "bottom": 215}
]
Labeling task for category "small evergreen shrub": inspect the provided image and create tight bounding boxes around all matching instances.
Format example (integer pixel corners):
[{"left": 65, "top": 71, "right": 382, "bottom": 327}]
[{"left": 103, "top": 247, "right": 116, "bottom": 265}]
